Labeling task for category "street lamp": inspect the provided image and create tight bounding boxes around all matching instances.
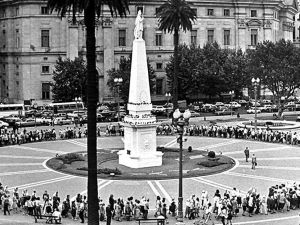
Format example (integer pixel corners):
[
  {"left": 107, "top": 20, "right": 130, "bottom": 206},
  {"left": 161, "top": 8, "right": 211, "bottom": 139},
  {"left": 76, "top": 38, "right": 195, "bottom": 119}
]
[
  {"left": 229, "top": 90, "right": 234, "bottom": 116},
  {"left": 172, "top": 108, "right": 191, "bottom": 223},
  {"left": 165, "top": 92, "right": 171, "bottom": 119},
  {"left": 75, "top": 97, "right": 82, "bottom": 126},
  {"left": 251, "top": 77, "right": 260, "bottom": 130},
  {"left": 114, "top": 77, "right": 123, "bottom": 122}
]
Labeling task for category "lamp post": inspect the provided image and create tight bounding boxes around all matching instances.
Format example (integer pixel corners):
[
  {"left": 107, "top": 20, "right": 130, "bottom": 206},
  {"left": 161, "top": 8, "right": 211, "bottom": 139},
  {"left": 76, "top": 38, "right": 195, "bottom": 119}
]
[
  {"left": 173, "top": 109, "right": 191, "bottom": 223},
  {"left": 75, "top": 97, "right": 82, "bottom": 126},
  {"left": 229, "top": 90, "right": 234, "bottom": 116},
  {"left": 114, "top": 77, "right": 123, "bottom": 122},
  {"left": 165, "top": 92, "right": 171, "bottom": 119},
  {"left": 251, "top": 78, "right": 260, "bottom": 130}
]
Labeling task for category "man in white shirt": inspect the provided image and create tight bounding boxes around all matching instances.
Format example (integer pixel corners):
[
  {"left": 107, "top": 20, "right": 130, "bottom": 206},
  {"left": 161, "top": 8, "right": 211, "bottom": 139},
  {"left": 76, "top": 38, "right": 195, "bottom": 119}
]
[{"left": 52, "top": 208, "right": 62, "bottom": 224}]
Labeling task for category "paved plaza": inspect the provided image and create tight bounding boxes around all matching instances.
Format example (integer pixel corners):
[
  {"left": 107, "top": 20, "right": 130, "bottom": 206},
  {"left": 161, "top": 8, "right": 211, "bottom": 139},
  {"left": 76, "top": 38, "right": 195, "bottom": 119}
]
[{"left": 0, "top": 125, "right": 300, "bottom": 224}]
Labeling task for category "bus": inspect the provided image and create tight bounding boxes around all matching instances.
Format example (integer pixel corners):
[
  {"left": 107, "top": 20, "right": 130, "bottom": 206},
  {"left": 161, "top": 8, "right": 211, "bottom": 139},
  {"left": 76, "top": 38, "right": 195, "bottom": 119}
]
[
  {"left": 0, "top": 104, "right": 30, "bottom": 118},
  {"left": 48, "top": 102, "right": 85, "bottom": 114}
]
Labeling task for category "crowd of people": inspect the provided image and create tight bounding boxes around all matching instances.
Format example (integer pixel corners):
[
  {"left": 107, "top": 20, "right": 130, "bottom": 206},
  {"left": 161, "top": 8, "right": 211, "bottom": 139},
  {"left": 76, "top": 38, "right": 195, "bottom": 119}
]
[
  {"left": 0, "top": 124, "right": 124, "bottom": 147},
  {"left": 156, "top": 123, "right": 300, "bottom": 145},
  {"left": 1, "top": 180, "right": 299, "bottom": 224},
  {"left": 1, "top": 121, "right": 300, "bottom": 148}
]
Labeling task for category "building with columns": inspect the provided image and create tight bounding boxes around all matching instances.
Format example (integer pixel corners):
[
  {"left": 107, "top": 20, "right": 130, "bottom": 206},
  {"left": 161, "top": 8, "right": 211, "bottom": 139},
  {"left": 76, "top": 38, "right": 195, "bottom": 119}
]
[{"left": 0, "top": 0, "right": 298, "bottom": 104}]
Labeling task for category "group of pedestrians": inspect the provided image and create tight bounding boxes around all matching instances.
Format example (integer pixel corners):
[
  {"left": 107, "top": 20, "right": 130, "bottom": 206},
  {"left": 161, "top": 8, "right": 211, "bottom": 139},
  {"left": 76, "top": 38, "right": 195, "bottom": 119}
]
[
  {"left": 0, "top": 179, "right": 299, "bottom": 225},
  {"left": 157, "top": 123, "right": 300, "bottom": 145},
  {"left": 243, "top": 147, "right": 257, "bottom": 170}
]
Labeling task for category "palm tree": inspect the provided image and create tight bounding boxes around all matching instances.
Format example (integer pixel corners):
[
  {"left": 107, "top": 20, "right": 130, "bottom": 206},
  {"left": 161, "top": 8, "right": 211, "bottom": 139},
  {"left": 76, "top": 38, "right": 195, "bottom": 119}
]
[
  {"left": 156, "top": 0, "right": 196, "bottom": 109},
  {"left": 47, "top": 1, "right": 129, "bottom": 224}
]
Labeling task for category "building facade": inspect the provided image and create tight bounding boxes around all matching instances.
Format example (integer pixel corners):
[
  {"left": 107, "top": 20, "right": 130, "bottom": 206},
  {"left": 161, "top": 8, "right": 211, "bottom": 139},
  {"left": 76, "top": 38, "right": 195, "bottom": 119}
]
[{"left": 0, "top": 0, "right": 298, "bottom": 104}]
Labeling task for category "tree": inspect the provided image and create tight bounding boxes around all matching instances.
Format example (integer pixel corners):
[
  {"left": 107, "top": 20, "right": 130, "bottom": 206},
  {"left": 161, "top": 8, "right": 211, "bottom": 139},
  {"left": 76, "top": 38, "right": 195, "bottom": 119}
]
[
  {"left": 247, "top": 39, "right": 300, "bottom": 116},
  {"left": 107, "top": 57, "right": 156, "bottom": 102},
  {"left": 47, "top": 1, "right": 129, "bottom": 224},
  {"left": 156, "top": 0, "right": 196, "bottom": 109},
  {"left": 52, "top": 57, "right": 87, "bottom": 102},
  {"left": 165, "top": 42, "right": 248, "bottom": 102},
  {"left": 165, "top": 44, "right": 203, "bottom": 101}
]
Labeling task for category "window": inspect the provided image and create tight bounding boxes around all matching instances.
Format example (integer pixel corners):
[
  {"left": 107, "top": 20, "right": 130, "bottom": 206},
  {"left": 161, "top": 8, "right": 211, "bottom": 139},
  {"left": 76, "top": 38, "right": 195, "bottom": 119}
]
[
  {"left": 155, "top": 8, "right": 159, "bottom": 15},
  {"left": 42, "top": 65, "right": 50, "bottom": 74},
  {"left": 207, "top": 9, "right": 214, "bottom": 16},
  {"left": 16, "top": 29, "right": 20, "bottom": 49},
  {"left": 155, "top": 31, "right": 162, "bottom": 46},
  {"left": 207, "top": 29, "right": 214, "bottom": 43},
  {"left": 41, "top": 6, "right": 49, "bottom": 15},
  {"left": 224, "top": 9, "right": 230, "bottom": 16},
  {"left": 41, "top": 30, "right": 50, "bottom": 47},
  {"left": 156, "top": 63, "right": 162, "bottom": 70},
  {"left": 224, "top": 30, "right": 230, "bottom": 45},
  {"left": 191, "top": 30, "right": 197, "bottom": 45},
  {"left": 42, "top": 83, "right": 51, "bottom": 100},
  {"left": 156, "top": 79, "right": 163, "bottom": 95},
  {"left": 251, "top": 10, "right": 257, "bottom": 17},
  {"left": 15, "top": 7, "right": 19, "bottom": 16},
  {"left": 136, "top": 6, "right": 144, "bottom": 14},
  {"left": 192, "top": 8, "right": 197, "bottom": 16},
  {"left": 119, "top": 29, "right": 126, "bottom": 46},
  {"left": 251, "top": 29, "right": 258, "bottom": 46}
]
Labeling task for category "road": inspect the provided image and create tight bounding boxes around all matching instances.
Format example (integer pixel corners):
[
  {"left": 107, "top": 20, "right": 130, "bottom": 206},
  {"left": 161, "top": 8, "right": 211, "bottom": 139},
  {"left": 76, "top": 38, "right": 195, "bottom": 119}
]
[{"left": 0, "top": 132, "right": 300, "bottom": 224}]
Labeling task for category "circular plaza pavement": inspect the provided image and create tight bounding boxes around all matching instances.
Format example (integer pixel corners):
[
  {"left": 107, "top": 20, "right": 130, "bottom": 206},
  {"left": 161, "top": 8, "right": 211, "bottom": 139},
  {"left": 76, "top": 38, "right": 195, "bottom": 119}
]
[{"left": 1, "top": 135, "right": 300, "bottom": 225}]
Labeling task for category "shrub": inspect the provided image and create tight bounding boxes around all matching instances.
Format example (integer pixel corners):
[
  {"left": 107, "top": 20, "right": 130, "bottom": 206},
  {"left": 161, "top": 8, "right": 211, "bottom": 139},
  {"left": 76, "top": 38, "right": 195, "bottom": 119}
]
[
  {"left": 78, "top": 167, "right": 122, "bottom": 175},
  {"left": 197, "top": 160, "right": 225, "bottom": 167},
  {"left": 57, "top": 153, "right": 85, "bottom": 164},
  {"left": 188, "top": 146, "right": 192, "bottom": 152},
  {"left": 208, "top": 151, "right": 216, "bottom": 158},
  {"left": 47, "top": 159, "right": 66, "bottom": 170}
]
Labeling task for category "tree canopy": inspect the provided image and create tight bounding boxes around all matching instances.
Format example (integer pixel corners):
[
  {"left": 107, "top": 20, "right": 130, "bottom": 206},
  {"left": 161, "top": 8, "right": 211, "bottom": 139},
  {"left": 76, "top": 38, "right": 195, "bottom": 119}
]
[
  {"left": 247, "top": 39, "right": 300, "bottom": 111},
  {"left": 165, "top": 42, "right": 248, "bottom": 101},
  {"left": 52, "top": 57, "right": 87, "bottom": 102},
  {"left": 107, "top": 57, "right": 156, "bottom": 102}
]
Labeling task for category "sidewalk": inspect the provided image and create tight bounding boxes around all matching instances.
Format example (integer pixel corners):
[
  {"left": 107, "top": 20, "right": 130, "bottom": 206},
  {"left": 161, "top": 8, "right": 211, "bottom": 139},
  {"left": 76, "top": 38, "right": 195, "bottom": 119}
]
[{"left": 1, "top": 209, "right": 299, "bottom": 225}]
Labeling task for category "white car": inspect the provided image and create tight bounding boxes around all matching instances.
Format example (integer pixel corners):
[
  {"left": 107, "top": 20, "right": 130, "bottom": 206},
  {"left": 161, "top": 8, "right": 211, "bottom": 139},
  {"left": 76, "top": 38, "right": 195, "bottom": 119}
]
[
  {"left": 0, "top": 120, "right": 9, "bottom": 127},
  {"left": 215, "top": 102, "right": 225, "bottom": 107},
  {"left": 152, "top": 105, "right": 166, "bottom": 113},
  {"left": 247, "top": 107, "right": 261, "bottom": 114},
  {"left": 229, "top": 101, "right": 241, "bottom": 109},
  {"left": 53, "top": 117, "right": 73, "bottom": 125}
]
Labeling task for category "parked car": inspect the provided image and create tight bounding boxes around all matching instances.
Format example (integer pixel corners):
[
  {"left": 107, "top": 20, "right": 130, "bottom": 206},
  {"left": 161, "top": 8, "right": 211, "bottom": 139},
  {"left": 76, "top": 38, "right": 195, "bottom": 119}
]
[
  {"left": 0, "top": 120, "right": 9, "bottom": 127},
  {"left": 189, "top": 110, "right": 201, "bottom": 117},
  {"left": 35, "top": 117, "right": 52, "bottom": 125},
  {"left": 259, "top": 105, "right": 272, "bottom": 112},
  {"left": 215, "top": 109, "right": 235, "bottom": 116},
  {"left": 1, "top": 117, "right": 22, "bottom": 126},
  {"left": 249, "top": 101, "right": 261, "bottom": 107},
  {"left": 152, "top": 105, "right": 166, "bottom": 114},
  {"left": 247, "top": 107, "right": 261, "bottom": 114},
  {"left": 229, "top": 102, "right": 241, "bottom": 109},
  {"left": 16, "top": 118, "right": 43, "bottom": 127},
  {"left": 262, "top": 99, "right": 272, "bottom": 104},
  {"left": 238, "top": 100, "right": 248, "bottom": 105},
  {"left": 215, "top": 102, "right": 225, "bottom": 107},
  {"left": 53, "top": 117, "right": 73, "bottom": 125},
  {"left": 202, "top": 104, "right": 217, "bottom": 112}
]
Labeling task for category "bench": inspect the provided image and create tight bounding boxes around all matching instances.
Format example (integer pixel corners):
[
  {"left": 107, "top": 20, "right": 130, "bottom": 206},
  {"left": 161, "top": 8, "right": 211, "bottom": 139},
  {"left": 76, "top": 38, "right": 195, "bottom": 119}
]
[
  {"left": 33, "top": 214, "right": 61, "bottom": 224},
  {"left": 136, "top": 218, "right": 165, "bottom": 225}
]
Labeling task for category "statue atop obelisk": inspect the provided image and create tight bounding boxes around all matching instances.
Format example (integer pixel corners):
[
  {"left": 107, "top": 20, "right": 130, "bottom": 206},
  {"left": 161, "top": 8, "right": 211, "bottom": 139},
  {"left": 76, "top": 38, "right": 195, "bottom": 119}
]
[{"left": 118, "top": 11, "right": 163, "bottom": 168}]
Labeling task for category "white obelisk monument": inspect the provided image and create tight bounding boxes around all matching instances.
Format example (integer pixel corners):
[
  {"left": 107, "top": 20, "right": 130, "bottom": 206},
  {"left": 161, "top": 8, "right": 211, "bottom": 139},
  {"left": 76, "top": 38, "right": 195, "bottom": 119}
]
[{"left": 118, "top": 10, "right": 163, "bottom": 168}]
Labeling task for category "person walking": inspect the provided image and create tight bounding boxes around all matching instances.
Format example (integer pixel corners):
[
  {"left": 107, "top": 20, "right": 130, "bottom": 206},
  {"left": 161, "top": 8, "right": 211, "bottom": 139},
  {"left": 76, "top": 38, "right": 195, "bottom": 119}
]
[
  {"left": 251, "top": 154, "right": 257, "bottom": 170},
  {"left": 106, "top": 203, "right": 112, "bottom": 225},
  {"left": 244, "top": 147, "right": 250, "bottom": 162}
]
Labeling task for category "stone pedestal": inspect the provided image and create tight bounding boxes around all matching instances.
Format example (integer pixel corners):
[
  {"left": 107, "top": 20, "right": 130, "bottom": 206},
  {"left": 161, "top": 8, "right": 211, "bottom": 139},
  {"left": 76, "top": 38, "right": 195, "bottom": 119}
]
[{"left": 118, "top": 39, "right": 163, "bottom": 168}]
